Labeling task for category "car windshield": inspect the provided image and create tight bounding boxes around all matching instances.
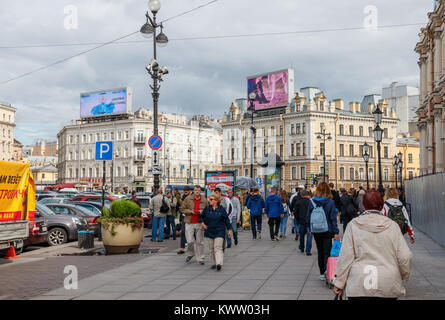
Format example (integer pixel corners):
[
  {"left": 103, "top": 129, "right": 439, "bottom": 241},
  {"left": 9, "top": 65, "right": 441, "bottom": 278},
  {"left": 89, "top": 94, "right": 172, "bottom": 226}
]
[
  {"left": 139, "top": 199, "right": 150, "bottom": 208},
  {"left": 73, "top": 205, "right": 101, "bottom": 216},
  {"left": 36, "top": 203, "right": 56, "bottom": 215},
  {"left": 39, "top": 198, "right": 65, "bottom": 204}
]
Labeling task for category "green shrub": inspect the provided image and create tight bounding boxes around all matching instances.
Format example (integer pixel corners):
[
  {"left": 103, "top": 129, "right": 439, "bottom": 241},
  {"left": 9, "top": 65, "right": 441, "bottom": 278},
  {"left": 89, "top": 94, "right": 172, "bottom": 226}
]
[{"left": 109, "top": 200, "right": 140, "bottom": 218}]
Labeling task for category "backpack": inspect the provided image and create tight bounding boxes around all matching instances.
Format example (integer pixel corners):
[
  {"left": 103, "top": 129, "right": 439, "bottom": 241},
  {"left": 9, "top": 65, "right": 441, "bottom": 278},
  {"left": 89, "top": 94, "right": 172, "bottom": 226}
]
[
  {"left": 160, "top": 196, "right": 170, "bottom": 214},
  {"left": 385, "top": 201, "right": 408, "bottom": 235},
  {"left": 310, "top": 200, "right": 329, "bottom": 233}
]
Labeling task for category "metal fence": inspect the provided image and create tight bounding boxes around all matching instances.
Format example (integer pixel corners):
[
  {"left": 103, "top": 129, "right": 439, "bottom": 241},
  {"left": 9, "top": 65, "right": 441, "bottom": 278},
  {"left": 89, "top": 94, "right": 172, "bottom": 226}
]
[{"left": 405, "top": 172, "right": 445, "bottom": 247}]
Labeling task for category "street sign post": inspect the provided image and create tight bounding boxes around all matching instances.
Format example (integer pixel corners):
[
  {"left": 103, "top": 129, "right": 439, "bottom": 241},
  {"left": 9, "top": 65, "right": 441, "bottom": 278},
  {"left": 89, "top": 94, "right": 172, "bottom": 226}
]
[
  {"left": 147, "top": 135, "right": 163, "bottom": 150},
  {"left": 95, "top": 141, "right": 113, "bottom": 209}
]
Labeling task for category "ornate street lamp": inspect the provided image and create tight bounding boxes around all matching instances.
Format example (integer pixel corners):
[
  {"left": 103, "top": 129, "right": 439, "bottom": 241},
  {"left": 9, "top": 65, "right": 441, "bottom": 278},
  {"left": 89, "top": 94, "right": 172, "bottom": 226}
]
[
  {"left": 398, "top": 151, "right": 403, "bottom": 190},
  {"left": 373, "top": 119, "right": 384, "bottom": 195},
  {"left": 316, "top": 123, "right": 332, "bottom": 183},
  {"left": 140, "top": 0, "right": 169, "bottom": 192},
  {"left": 393, "top": 155, "right": 399, "bottom": 188},
  {"left": 363, "top": 142, "right": 370, "bottom": 190},
  {"left": 247, "top": 92, "right": 257, "bottom": 179}
]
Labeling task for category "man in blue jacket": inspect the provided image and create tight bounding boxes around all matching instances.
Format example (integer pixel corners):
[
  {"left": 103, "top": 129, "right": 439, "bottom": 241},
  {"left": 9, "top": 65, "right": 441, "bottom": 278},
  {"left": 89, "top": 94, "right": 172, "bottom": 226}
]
[
  {"left": 247, "top": 188, "right": 265, "bottom": 240},
  {"left": 265, "top": 187, "right": 284, "bottom": 241}
]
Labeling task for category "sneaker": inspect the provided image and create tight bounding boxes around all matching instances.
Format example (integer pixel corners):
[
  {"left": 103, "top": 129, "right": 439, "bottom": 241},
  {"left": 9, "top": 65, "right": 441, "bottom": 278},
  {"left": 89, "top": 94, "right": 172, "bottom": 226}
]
[
  {"left": 271, "top": 238, "right": 275, "bottom": 242},
  {"left": 295, "top": 234, "right": 299, "bottom": 241},
  {"left": 258, "top": 232, "right": 262, "bottom": 240},
  {"left": 274, "top": 236, "right": 280, "bottom": 241},
  {"left": 216, "top": 265, "right": 222, "bottom": 271},
  {"left": 186, "top": 256, "right": 194, "bottom": 263},
  {"left": 279, "top": 233, "right": 283, "bottom": 238},
  {"left": 227, "top": 245, "right": 231, "bottom": 248},
  {"left": 319, "top": 274, "right": 326, "bottom": 281},
  {"left": 283, "top": 235, "right": 287, "bottom": 239},
  {"left": 157, "top": 240, "right": 163, "bottom": 242},
  {"left": 177, "top": 250, "right": 185, "bottom": 255},
  {"left": 306, "top": 252, "right": 312, "bottom": 256},
  {"left": 235, "top": 239, "right": 238, "bottom": 246}
]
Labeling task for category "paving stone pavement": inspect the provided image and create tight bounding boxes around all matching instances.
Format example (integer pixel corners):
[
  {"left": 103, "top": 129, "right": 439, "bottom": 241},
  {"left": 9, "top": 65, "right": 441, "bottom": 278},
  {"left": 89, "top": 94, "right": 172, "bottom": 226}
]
[{"left": 33, "top": 219, "right": 445, "bottom": 300}]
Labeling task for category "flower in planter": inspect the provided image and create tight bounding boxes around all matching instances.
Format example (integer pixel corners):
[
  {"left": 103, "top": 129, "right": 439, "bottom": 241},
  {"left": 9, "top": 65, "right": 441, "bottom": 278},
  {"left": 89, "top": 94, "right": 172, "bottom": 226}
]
[{"left": 98, "top": 200, "right": 144, "bottom": 236}]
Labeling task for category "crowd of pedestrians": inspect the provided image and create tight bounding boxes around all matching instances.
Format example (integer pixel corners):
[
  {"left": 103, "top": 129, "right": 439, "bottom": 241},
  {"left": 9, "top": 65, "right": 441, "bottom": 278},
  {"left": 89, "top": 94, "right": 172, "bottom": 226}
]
[{"left": 140, "top": 181, "right": 414, "bottom": 298}]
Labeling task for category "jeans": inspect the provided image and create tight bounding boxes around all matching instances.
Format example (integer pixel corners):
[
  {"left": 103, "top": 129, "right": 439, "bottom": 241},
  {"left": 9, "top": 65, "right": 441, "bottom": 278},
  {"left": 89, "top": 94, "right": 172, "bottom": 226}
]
[
  {"left": 313, "top": 232, "right": 334, "bottom": 275},
  {"left": 179, "top": 214, "right": 186, "bottom": 249},
  {"left": 226, "top": 217, "right": 238, "bottom": 246},
  {"left": 268, "top": 217, "right": 281, "bottom": 239},
  {"left": 151, "top": 216, "right": 166, "bottom": 241},
  {"left": 280, "top": 214, "right": 289, "bottom": 235},
  {"left": 250, "top": 215, "right": 262, "bottom": 239},
  {"left": 298, "top": 224, "right": 312, "bottom": 253},
  {"left": 165, "top": 215, "right": 176, "bottom": 240}
]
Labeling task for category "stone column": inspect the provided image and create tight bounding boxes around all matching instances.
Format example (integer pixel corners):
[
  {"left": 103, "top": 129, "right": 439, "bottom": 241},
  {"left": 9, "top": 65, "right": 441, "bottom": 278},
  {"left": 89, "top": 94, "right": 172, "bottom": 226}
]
[
  {"left": 435, "top": 108, "right": 444, "bottom": 172},
  {"left": 419, "top": 121, "right": 427, "bottom": 175},
  {"left": 434, "top": 31, "right": 443, "bottom": 85}
]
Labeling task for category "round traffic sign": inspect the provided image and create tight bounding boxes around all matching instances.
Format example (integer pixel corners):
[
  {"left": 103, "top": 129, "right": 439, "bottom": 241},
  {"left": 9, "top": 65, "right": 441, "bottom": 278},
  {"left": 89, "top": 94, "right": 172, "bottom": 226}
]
[{"left": 148, "top": 135, "right": 163, "bottom": 150}]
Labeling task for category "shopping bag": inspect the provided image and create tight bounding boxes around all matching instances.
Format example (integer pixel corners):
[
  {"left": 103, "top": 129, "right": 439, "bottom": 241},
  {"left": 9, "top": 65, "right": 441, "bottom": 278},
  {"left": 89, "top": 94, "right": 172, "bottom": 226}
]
[
  {"left": 242, "top": 208, "right": 251, "bottom": 228},
  {"left": 330, "top": 240, "right": 342, "bottom": 257}
]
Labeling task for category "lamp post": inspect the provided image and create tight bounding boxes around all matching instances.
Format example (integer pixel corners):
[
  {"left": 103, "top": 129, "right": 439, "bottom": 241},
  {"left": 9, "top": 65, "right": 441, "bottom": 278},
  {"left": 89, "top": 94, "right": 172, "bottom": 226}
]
[
  {"left": 372, "top": 105, "right": 384, "bottom": 195},
  {"left": 140, "top": 0, "right": 169, "bottom": 192},
  {"left": 188, "top": 144, "right": 192, "bottom": 185},
  {"left": 393, "top": 155, "right": 398, "bottom": 188},
  {"left": 316, "top": 123, "right": 332, "bottom": 183},
  {"left": 247, "top": 92, "right": 257, "bottom": 179},
  {"left": 398, "top": 151, "right": 403, "bottom": 190},
  {"left": 363, "top": 142, "right": 370, "bottom": 190}
]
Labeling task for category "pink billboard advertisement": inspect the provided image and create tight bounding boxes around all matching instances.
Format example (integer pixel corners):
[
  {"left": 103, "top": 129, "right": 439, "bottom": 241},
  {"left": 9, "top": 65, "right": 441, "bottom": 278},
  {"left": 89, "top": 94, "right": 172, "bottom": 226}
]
[{"left": 248, "top": 70, "right": 291, "bottom": 110}]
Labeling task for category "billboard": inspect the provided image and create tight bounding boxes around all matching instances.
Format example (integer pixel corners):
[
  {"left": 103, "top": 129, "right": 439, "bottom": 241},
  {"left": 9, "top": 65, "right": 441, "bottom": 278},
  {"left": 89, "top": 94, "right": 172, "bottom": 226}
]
[
  {"left": 247, "top": 69, "right": 294, "bottom": 110},
  {"left": 205, "top": 171, "right": 235, "bottom": 198},
  {"left": 80, "top": 87, "right": 132, "bottom": 118}
]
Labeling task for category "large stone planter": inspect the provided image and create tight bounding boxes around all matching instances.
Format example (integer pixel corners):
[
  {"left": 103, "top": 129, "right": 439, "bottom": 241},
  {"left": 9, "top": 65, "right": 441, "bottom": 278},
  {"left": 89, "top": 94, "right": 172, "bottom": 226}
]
[{"left": 101, "top": 223, "right": 143, "bottom": 254}]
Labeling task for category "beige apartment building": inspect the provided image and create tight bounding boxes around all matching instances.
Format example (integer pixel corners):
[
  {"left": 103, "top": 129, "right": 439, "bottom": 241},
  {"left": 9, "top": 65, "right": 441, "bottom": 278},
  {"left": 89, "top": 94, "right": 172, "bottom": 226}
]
[
  {"left": 0, "top": 102, "right": 16, "bottom": 161},
  {"left": 415, "top": 0, "right": 445, "bottom": 174},
  {"left": 222, "top": 90, "right": 399, "bottom": 191}
]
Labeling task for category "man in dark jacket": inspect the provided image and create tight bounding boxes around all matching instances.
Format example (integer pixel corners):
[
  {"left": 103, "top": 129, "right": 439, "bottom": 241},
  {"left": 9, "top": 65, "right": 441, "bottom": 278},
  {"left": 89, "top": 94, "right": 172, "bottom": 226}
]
[
  {"left": 339, "top": 188, "right": 358, "bottom": 233},
  {"left": 247, "top": 188, "right": 265, "bottom": 240},
  {"left": 292, "top": 190, "right": 312, "bottom": 255},
  {"left": 329, "top": 183, "right": 341, "bottom": 214},
  {"left": 265, "top": 187, "right": 284, "bottom": 241}
]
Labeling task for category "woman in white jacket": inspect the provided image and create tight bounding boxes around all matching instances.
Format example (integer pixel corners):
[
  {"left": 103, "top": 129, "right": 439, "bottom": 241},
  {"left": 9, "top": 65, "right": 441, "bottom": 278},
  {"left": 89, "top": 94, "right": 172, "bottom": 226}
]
[{"left": 333, "top": 190, "right": 412, "bottom": 300}]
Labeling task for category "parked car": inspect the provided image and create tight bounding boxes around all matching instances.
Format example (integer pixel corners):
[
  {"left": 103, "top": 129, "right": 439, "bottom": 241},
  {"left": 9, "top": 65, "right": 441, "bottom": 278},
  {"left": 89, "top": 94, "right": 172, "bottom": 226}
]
[
  {"left": 45, "top": 203, "right": 101, "bottom": 237},
  {"left": 137, "top": 196, "right": 152, "bottom": 228},
  {"left": 24, "top": 216, "right": 49, "bottom": 248},
  {"left": 70, "top": 195, "right": 114, "bottom": 206},
  {"left": 71, "top": 201, "right": 107, "bottom": 216},
  {"left": 36, "top": 191, "right": 59, "bottom": 202},
  {"left": 38, "top": 197, "right": 72, "bottom": 205},
  {"left": 35, "top": 203, "right": 87, "bottom": 246}
]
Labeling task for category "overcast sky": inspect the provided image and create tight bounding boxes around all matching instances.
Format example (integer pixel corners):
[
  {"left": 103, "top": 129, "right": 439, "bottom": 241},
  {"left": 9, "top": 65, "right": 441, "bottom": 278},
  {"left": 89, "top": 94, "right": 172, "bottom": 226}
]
[{"left": 0, "top": 0, "right": 433, "bottom": 145}]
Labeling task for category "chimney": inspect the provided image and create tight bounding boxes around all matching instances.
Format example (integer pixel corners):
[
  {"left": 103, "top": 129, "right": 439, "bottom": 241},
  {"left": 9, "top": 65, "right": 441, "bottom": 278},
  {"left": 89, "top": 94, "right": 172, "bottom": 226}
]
[
  {"left": 349, "top": 102, "right": 355, "bottom": 113},
  {"left": 329, "top": 103, "right": 335, "bottom": 113},
  {"left": 333, "top": 99, "right": 344, "bottom": 110},
  {"left": 368, "top": 103, "right": 374, "bottom": 114}
]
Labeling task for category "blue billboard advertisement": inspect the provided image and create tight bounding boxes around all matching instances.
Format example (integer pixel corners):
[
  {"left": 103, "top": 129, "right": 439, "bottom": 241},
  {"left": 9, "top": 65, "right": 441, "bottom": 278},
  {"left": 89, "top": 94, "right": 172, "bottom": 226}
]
[{"left": 80, "top": 87, "right": 131, "bottom": 118}]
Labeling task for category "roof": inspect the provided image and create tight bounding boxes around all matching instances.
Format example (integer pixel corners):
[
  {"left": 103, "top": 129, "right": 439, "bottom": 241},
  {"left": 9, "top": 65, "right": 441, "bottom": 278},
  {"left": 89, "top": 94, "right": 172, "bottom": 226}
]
[
  {"left": 397, "top": 137, "right": 420, "bottom": 146},
  {"left": 31, "top": 165, "right": 58, "bottom": 172}
]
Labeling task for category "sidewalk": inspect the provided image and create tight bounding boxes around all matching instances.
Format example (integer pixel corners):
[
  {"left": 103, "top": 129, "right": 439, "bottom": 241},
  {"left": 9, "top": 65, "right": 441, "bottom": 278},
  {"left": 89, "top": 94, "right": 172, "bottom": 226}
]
[{"left": 33, "top": 221, "right": 445, "bottom": 300}]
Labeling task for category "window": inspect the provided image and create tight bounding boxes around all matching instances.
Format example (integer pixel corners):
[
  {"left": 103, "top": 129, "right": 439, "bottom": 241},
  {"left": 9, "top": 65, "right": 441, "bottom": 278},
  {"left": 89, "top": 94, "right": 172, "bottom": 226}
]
[
  {"left": 69, "top": 168, "right": 73, "bottom": 178},
  {"left": 359, "top": 126, "right": 364, "bottom": 136},
  {"left": 137, "top": 131, "right": 144, "bottom": 142},
  {"left": 125, "top": 167, "right": 129, "bottom": 177},
  {"left": 384, "top": 168, "right": 389, "bottom": 181},
  {"left": 137, "top": 148, "right": 143, "bottom": 160},
  {"left": 270, "top": 126, "right": 275, "bottom": 136},
  {"left": 70, "top": 135, "right": 74, "bottom": 143},
  {"left": 302, "top": 143, "right": 306, "bottom": 155},
  {"left": 89, "top": 168, "right": 92, "bottom": 178},
  {"left": 359, "top": 168, "right": 364, "bottom": 180},
  {"left": 300, "top": 166, "right": 306, "bottom": 180},
  {"left": 291, "top": 124, "right": 295, "bottom": 135},
  {"left": 125, "top": 131, "right": 129, "bottom": 140},
  {"left": 137, "top": 166, "right": 143, "bottom": 177},
  {"left": 118, "top": 131, "right": 122, "bottom": 140},
  {"left": 89, "top": 134, "right": 93, "bottom": 143},
  {"left": 369, "top": 168, "right": 374, "bottom": 180},
  {"left": 279, "top": 125, "right": 283, "bottom": 136},
  {"left": 339, "top": 125, "right": 344, "bottom": 135},
  {"left": 296, "top": 124, "right": 301, "bottom": 134},
  {"left": 96, "top": 133, "right": 100, "bottom": 141},
  {"left": 291, "top": 143, "right": 295, "bottom": 156},
  {"left": 302, "top": 123, "right": 306, "bottom": 134},
  {"left": 82, "top": 134, "right": 87, "bottom": 143},
  {"left": 292, "top": 167, "right": 297, "bottom": 180},
  {"left": 359, "top": 145, "right": 363, "bottom": 157},
  {"left": 339, "top": 144, "right": 344, "bottom": 157},
  {"left": 349, "top": 125, "right": 354, "bottom": 136},
  {"left": 279, "top": 144, "right": 283, "bottom": 158},
  {"left": 110, "top": 132, "right": 114, "bottom": 140},
  {"left": 408, "top": 154, "right": 413, "bottom": 164},
  {"left": 349, "top": 145, "right": 354, "bottom": 157},
  {"left": 408, "top": 170, "right": 414, "bottom": 179},
  {"left": 340, "top": 167, "right": 345, "bottom": 180},
  {"left": 384, "top": 146, "right": 388, "bottom": 158},
  {"left": 103, "top": 132, "right": 107, "bottom": 140},
  {"left": 96, "top": 167, "right": 100, "bottom": 177},
  {"left": 320, "top": 143, "right": 325, "bottom": 156},
  {"left": 82, "top": 168, "right": 86, "bottom": 178},
  {"left": 384, "top": 128, "right": 388, "bottom": 139},
  {"left": 350, "top": 168, "right": 355, "bottom": 181},
  {"left": 368, "top": 127, "right": 373, "bottom": 137},
  {"left": 117, "top": 167, "right": 121, "bottom": 177}
]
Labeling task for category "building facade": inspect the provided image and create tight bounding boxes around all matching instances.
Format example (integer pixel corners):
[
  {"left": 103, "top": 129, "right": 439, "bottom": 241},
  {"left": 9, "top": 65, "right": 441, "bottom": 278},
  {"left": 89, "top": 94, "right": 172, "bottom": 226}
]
[
  {"left": 415, "top": 1, "right": 445, "bottom": 174},
  {"left": 0, "top": 103, "right": 16, "bottom": 161},
  {"left": 382, "top": 82, "right": 419, "bottom": 136},
  {"left": 222, "top": 90, "right": 399, "bottom": 192},
  {"left": 396, "top": 137, "right": 421, "bottom": 182},
  {"left": 57, "top": 109, "right": 223, "bottom": 193},
  {"left": 28, "top": 140, "right": 58, "bottom": 157}
]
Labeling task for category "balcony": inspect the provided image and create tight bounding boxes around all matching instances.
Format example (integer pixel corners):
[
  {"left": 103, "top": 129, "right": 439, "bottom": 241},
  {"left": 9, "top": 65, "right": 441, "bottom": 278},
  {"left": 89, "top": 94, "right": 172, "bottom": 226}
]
[
  {"left": 134, "top": 155, "right": 145, "bottom": 162},
  {"left": 134, "top": 136, "right": 146, "bottom": 144}
]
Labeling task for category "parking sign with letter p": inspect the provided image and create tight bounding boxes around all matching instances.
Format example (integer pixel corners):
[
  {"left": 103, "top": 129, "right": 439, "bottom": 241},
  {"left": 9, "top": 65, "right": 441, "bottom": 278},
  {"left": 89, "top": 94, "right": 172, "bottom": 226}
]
[{"left": 95, "top": 141, "right": 113, "bottom": 161}]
